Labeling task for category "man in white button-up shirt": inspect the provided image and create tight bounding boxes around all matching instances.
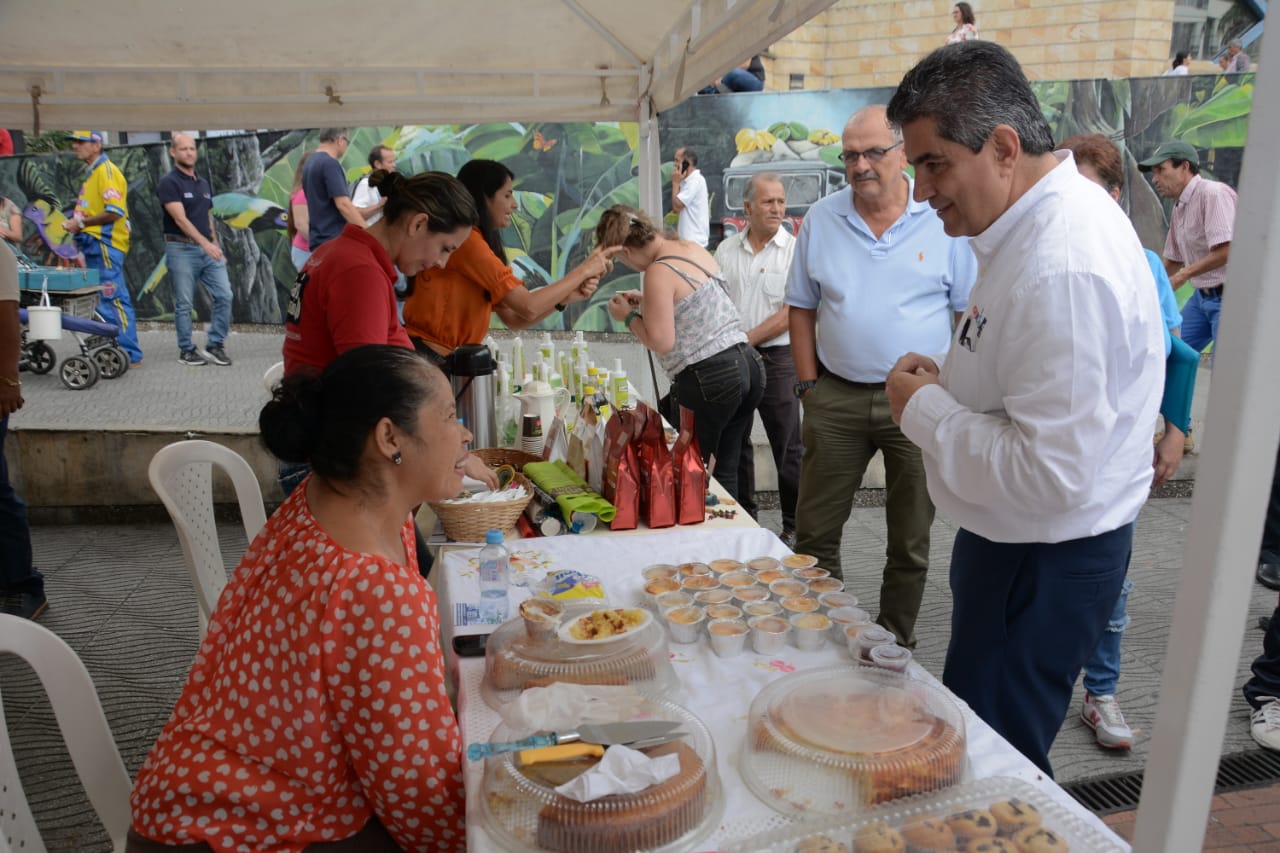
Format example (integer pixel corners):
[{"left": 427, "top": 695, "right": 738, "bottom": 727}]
[
  {"left": 885, "top": 41, "right": 1165, "bottom": 776},
  {"left": 715, "top": 173, "right": 803, "bottom": 545},
  {"left": 671, "top": 146, "right": 710, "bottom": 247}
]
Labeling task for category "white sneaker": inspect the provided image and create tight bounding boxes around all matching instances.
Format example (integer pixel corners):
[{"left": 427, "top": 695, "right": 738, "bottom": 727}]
[
  {"left": 1251, "top": 697, "right": 1280, "bottom": 751},
  {"left": 1081, "top": 692, "right": 1133, "bottom": 749}
]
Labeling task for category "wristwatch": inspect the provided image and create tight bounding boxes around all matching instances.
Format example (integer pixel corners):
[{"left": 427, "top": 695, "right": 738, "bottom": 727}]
[{"left": 793, "top": 379, "right": 817, "bottom": 399}]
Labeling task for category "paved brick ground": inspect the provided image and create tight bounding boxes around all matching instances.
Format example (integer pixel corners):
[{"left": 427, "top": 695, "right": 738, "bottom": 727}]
[{"left": 1103, "top": 785, "right": 1280, "bottom": 851}]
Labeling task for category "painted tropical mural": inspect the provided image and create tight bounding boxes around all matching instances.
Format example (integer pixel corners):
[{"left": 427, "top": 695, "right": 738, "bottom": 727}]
[{"left": 0, "top": 72, "right": 1253, "bottom": 329}]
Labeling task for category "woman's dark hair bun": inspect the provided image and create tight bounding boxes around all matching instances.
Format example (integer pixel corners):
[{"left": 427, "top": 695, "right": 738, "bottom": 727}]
[
  {"left": 368, "top": 168, "right": 404, "bottom": 196},
  {"left": 259, "top": 371, "right": 323, "bottom": 463}
]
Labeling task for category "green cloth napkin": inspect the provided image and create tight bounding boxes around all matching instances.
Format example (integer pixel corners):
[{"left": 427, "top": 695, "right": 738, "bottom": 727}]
[{"left": 523, "top": 460, "right": 616, "bottom": 523}]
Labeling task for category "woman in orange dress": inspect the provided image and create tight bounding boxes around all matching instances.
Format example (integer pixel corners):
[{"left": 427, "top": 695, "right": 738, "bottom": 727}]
[{"left": 128, "top": 345, "right": 472, "bottom": 853}]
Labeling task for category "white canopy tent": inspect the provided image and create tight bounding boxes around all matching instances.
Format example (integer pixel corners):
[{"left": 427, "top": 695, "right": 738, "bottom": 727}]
[
  {"left": 2, "top": 3, "right": 1279, "bottom": 850},
  {"left": 0, "top": 0, "right": 837, "bottom": 215}
]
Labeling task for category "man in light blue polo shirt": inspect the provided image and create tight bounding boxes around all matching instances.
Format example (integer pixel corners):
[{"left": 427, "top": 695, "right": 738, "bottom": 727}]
[{"left": 786, "top": 104, "right": 975, "bottom": 649}]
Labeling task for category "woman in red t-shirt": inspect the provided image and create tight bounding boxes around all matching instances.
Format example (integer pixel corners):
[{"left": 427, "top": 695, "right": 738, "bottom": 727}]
[
  {"left": 401, "top": 159, "right": 618, "bottom": 365},
  {"left": 283, "top": 169, "right": 477, "bottom": 377},
  {"left": 129, "top": 346, "right": 473, "bottom": 853},
  {"left": 280, "top": 169, "right": 497, "bottom": 496}
]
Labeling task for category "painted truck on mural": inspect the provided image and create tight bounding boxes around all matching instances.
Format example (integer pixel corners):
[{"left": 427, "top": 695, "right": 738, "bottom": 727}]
[{"left": 720, "top": 122, "right": 845, "bottom": 239}]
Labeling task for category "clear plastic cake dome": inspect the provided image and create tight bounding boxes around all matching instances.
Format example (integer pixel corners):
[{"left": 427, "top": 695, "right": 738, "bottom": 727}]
[
  {"left": 481, "top": 602, "right": 679, "bottom": 711},
  {"left": 478, "top": 696, "right": 723, "bottom": 853},
  {"left": 741, "top": 665, "right": 968, "bottom": 816}
]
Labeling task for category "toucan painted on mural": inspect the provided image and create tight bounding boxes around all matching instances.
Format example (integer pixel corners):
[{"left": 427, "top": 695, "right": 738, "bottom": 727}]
[{"left": 212, "top": 193, "right": 287, "bottom": 232}]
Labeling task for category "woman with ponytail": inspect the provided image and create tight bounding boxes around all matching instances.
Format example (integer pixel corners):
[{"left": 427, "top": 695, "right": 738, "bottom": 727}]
[
  {"left": 400, "top": 159, "right": 619, "bottom": 368},
  {"left": 129, "top": 345, "right": 471, "bottom": 853},
  {"left": 283, "top": 169, "right": 477, "bottom": 377},
  {"left": 280, "top": 168, "right": 495, "bottom": 495}
]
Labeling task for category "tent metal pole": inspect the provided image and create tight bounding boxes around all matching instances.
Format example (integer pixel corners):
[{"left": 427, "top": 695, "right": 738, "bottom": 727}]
[
  {"left": 1133, "top": 56, "right": 1280, "bottom": 851},
  {"left": 636, "top": 93, "right": 662, "bottom": 220}
]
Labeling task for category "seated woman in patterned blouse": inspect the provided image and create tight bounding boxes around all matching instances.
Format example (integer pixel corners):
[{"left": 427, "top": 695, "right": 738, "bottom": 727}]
[{"left": 128, "top": 345, "right": 472, "bottom": 853}]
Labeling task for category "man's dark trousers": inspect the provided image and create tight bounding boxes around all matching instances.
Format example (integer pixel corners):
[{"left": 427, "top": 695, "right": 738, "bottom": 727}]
[
  {"left": 943, "top": 523, "right": 1133, "bottom": 776},
  {"left": 737, "top": 344, "right": 803, "bottom": 532}
]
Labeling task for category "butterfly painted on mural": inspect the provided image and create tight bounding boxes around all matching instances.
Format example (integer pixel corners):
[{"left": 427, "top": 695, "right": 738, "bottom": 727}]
[{"left": 533, "top": 131, "right": 558, "bottom": 152}]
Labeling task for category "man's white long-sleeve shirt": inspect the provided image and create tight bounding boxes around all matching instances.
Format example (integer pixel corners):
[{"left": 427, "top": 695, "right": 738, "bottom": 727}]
[{"left": 900, "top": 152, "right": 1165, "bottom": 543}]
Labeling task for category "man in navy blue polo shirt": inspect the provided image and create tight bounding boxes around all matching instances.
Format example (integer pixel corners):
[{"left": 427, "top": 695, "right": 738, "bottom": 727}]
[
  {"left": 156, "top": 132, "right": 234, "bottom": 366},
  {"left": 302, "top": 128, "right": 363, "bottom": 251}
]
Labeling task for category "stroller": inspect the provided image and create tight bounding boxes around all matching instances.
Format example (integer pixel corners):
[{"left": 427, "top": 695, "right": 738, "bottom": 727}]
[{"left": 18, "top": 307, "right": 129, "bottom": 389}]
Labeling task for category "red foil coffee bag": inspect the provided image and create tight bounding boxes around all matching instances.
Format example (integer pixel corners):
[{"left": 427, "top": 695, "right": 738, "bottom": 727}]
[
  {"left": 673, "top": 405, "right": 707, "bottom": 526},
  {"left": 603, "top": 410, "right": 639, "bottom": 530},
  {"left": 634, "top": 402, "right": 675, "bottom": 529}
]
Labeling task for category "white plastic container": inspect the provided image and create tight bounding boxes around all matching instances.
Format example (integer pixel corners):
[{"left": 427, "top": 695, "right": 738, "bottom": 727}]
[{"left": 27, "top": 286, "right": 62, "bottom": 341}]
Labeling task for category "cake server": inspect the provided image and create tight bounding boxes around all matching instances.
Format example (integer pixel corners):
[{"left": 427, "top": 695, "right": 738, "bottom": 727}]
[
  {"left": 467, "top": 720, "right": 683, "bottom": 760},
  {"left": 515, "top": 731, "right": 690, "bottom": 765}
]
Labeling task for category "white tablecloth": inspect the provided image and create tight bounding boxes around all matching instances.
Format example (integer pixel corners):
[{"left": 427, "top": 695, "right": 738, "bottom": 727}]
[{"left": 436, "top": 527, "right": 1128, "bottom": 851}]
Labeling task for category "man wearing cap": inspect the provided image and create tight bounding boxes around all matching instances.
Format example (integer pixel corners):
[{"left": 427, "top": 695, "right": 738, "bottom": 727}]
[
  {"left": 157, "top": 132, "right": 233, "bottom": 367},
  {"left": 1139, "top": 140, "right": 1236, "bottom": 367},
  {"left": 62, "top": 130, "right": 144, "bottom": 365}
]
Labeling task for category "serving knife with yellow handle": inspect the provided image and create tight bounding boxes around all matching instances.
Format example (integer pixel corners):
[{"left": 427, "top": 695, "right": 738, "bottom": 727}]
[{"left": 466, "top": 720, "right": 684, "bottom": 761}]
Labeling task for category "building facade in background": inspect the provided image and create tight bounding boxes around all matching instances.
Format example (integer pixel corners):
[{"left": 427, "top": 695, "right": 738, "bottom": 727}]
[{"left": 765, "top": 0, "right": 1263, "bottom": 89}]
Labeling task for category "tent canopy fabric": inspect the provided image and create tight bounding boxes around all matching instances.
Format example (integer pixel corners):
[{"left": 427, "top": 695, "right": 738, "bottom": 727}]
[{"left": 0, "top": 0, "right": 837, "bottom": 130}]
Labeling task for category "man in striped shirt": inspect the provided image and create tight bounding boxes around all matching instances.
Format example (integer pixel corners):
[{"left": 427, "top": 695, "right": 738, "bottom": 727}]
[{"left": 1139, "top": 140, "right": 1235, "bottom": 365}]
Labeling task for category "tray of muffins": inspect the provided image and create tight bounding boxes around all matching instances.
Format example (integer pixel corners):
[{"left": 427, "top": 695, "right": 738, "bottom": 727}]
[
  {"left": 718, "top": 776, "right": 1126, "bottom": 852},
  {"left": 741, "top": 665, "right": 969, "bottom": 817},
  {"left": 480, "top": 599, "right": 680, "bottom": 711},
  {"left": 641, "top": 557, "right": 912, "bottom": 662},
  {"left": 478, "top": 694, "right": 725, "bottom": 853}
]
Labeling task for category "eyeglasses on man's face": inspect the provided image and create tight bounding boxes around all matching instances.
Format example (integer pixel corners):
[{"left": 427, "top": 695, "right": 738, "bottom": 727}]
[{"left": 838, "top": 141, "right": 903, "bottom": 164}]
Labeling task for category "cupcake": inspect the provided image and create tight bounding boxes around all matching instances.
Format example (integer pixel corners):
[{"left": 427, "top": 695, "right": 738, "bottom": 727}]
[
  {"left": 947, "top": 809, "right": 998, "bottom": 845},
  {"left": 1011, "top": 827, "right": 1068, "bottom": 853},
  {"left": 794, "top": 834, "right": 849, "bottom": 853},
  {"left": 966, "top": 839, "right": 1019, "bottom": 853},
  {"left": 853, "top": 822, "right": 905, "bottom": 853},
  {"left": 900, "top": 817, "right": 955, "bottom": 852},
  {"left": 989, "top": 798, "right": 1042, "bottom": 837}
]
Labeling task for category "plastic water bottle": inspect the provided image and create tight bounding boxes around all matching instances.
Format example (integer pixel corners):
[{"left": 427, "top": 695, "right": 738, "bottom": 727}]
[{"left": 478, "top": 529, "right": 510, "bottom": 622}]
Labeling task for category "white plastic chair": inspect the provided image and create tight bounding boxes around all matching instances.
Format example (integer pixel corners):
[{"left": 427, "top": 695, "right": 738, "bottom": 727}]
[
  {"left": 0, "top": 615, "right": 132, "bottom": 853},
  {"left": 149, "top": 440, "right": 268, "bottom": 636},
  {"left": 262, "top": 360, "right": 284, "bottom": 391}
]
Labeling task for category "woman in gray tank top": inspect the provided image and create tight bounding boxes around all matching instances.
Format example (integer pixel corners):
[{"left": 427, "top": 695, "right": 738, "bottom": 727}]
[{"left": 595, "top": 205, "right": 764, "bottom": 503}]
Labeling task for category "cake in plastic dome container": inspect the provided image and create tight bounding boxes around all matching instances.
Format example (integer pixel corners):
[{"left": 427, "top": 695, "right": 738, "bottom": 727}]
[
  {"left": 479, "top": 696, "right": 723, "bottom": 853},
  {"left": 742, "top": 665, "right": 967, "bottom": 816},
  {"left": 482, "top": 602, "right": 679, "bottom": 711}
]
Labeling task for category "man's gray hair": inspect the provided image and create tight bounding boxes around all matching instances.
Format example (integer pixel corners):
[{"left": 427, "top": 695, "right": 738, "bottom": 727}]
[
  {"left": 744, "top": 172, "right": 783, "bottom": 203},
  {"left": 319, "top": 127, "right": 349, "bottom": 143},
  {"left": 886, "top": 42, "right": 1054, "bottom": 156},
  {"left": 1229, "top": 38, "right": 1243, "bottom": 49}
]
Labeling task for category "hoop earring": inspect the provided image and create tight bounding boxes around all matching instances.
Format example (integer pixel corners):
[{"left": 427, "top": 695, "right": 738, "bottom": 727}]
[{"left": 392, "top": 451, "right": 402, "bottom": 465}]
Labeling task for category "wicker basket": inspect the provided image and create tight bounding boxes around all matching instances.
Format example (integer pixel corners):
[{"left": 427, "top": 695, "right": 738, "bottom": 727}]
[
  {"left": 471, "top": 447, "right": 543, "bottom": 471},
  {"left": 428, "top": 472, "right": 534, "bottom": 542}
]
